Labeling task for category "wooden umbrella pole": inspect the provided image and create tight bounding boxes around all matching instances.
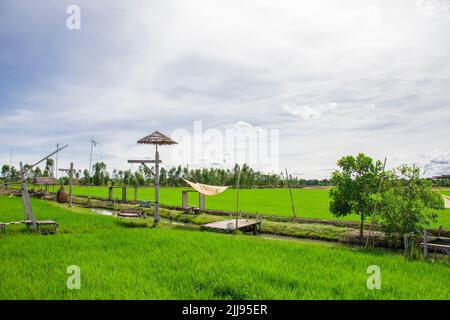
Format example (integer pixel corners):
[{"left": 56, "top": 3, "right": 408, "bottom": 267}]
[
  {"left": 235, "top": 165, "right": 241, "bottom": 229},
  {"left": 154, "top": 144, "right": 160, "bottom": 225}
]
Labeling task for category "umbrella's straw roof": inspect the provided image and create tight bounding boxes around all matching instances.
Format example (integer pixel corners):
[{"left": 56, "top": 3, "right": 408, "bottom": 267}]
[{"left": 137, "top": 131, "right": 177, "bottom": 145}]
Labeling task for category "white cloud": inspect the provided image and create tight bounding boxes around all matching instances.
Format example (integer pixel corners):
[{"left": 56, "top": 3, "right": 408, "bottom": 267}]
[
  {"left": 0, "top": 0, "right": 449, "bottom": 178},
  {"left": 416, "top": 0, "right": 450, "bottom": 18},
  {"left": 282, "top": 103, "right": 339, "bottom": 120}
]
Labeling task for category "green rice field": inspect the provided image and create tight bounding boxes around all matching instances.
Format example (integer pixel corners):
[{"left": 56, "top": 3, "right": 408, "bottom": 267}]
[
  {"left": 0, "top": 195, "right": 449, "bottom": 299},
  {"left": 34, "top": 185, "right": 450, "bottom": 229}
]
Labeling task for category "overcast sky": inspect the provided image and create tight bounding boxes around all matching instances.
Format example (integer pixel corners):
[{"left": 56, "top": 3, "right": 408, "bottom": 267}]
[{"left": 0, "top": 0, "right": 449, "bottom": 178}]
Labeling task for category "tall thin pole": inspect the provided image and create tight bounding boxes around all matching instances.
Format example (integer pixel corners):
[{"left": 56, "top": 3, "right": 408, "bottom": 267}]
[
  {"left": 7, "top": 149, "right": 12, "bottom": 190},
  {"left": 285, "top": 169, "right": 297, "bottom": 221},
  {"left": 20, "top": 161, "right": 36, "bottom": 229},
  {"left": 89, "top": 139, "right": 94, "bottom": 183},
  {"left": 154, "top": 144, "right": 160, "bottom": 225},
  {"left": 235, "top": 165, "right": 241, "bottom": 228},
  {"left": 55, "top": 143, "right": 59, "bottom": 180},
  {"left": 69, "top": 162, "right": 73, "bottom": 208}
]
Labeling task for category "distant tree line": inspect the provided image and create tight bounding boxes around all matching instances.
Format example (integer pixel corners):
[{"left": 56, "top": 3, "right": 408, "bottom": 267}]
[
  {"left": 2, "top": 159, "right": 448, "bottom": 190},
  {"left": 1, "top": 161, "right": 331, "bottom": 188}
]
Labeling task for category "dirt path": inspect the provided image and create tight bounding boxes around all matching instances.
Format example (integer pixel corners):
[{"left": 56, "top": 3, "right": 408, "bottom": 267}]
[{"left": 443, "top": 195, "right": 450, "bottom": 209}]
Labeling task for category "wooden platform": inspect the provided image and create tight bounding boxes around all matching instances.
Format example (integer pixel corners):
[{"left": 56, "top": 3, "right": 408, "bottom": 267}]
[
  {"left": 24, "top": 220, "right": 58, "bottom": 234},
  {"left": 202, "top": 219, "right": 261, "bottom": 234},
  {"left": 117, "top": 208, "right": 146, "bottom": 218}
]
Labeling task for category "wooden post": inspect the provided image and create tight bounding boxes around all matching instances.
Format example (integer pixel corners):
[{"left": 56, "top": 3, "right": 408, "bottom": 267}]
[
  {"left": 69, "top": 162, "right": 73, "bottom": 208},
  {"left": 20, "top": 162, "right": 36, "bottom": 230},
  {"left": 134, "top": 186, "right": 138, "bottom": 202},
  {"left": 423, "top": 229, "right": 428, "bottom": 260},
  {"left": 182, "top": 191, "right": 188, "bottom": 208},
  {"left": 108, "top": 187, "right": 113, "bottom": 201},
  {"left": 154, "top": 146, "right": 160, "bottom": 225},
  {"left": 122, "top": 186, "right": 127, "bottom": 203},
  {"left": 285, "top": 169, "right": 297, "bottom": 222},
  {"left": 404, "top": 234, "right": 408, "bottom": 257},
  {"left": 199, "top": 193, "right": 205, "bottom": 210}
]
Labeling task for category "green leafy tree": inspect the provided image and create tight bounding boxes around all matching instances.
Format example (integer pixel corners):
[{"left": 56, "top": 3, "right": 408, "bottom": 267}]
[
  {"left": 33, "top": 167, "right": 42, "bottom": 179},
  {"left": 1, "top": 165, "right": 10, "bottom": 179},
  {"left": 329, "top": 153, "right": 384, "bottom": 238},
  {"left": 43, "top": 159, "right": 54, "bottom": 177},
  {"left": 92, "top": 162, "right": 107, "bottom": 186},
  {"left": 379, "top": 165, "right": 444, "bottom": 238},
  {"left": 82, "top": 169, "right": 91, "bottom": 185}
]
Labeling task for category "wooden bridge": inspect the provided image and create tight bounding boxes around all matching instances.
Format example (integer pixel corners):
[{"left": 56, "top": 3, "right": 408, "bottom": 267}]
[{"left": 202, "top": 219, "right": 261, "bottom": 234}]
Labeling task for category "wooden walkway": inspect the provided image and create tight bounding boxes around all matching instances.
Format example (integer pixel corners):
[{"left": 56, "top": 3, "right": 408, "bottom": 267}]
[{"left": 202, "top": 219, "right": 261, "bottom": 234}]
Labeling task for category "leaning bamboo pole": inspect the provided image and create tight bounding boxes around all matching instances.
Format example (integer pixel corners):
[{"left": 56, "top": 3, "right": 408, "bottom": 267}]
[{"left": 285, "top": 169, "right": 297, "bottom": 222}]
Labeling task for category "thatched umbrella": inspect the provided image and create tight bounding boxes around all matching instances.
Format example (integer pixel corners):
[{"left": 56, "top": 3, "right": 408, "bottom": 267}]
[{"left": 137, "top": 131, "right": 177, "bottom": 225}]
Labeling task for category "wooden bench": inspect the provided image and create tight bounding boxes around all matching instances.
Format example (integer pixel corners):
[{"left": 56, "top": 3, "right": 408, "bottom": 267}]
[
  {"left": 117, "top": 208, "right": 146, "bottom": 218},
  {"left": 0, "top": 220, "right": 29, "bottom": 233},
  {"left": 0, "top": 220, "right": 58, "bottom": 234},
  {"left": 24, "top": 220, "right": 58, "bottom": 234}
]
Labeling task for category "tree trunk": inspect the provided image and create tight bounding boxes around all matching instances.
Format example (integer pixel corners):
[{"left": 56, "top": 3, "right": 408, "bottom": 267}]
[{"left": 360, "top": 213, "right": 364, "bottom": 239}]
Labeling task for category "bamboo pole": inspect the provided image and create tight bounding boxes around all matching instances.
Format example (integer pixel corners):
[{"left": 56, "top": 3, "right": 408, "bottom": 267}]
[
  {"left": 69, "top": 162, "right": 73, "bottom": 208},
  {"left": 285, "top": 169, "right": 297, "bottom": 222},
  {"left": 235, "top": 165, "right": 241, "bottom": 229}
]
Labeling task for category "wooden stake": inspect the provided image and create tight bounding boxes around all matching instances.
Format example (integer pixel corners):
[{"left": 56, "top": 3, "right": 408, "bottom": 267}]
[
  {"left": 59, "top": 163, "right": 75, "bottom": 208},
  {"left": 423, "top": 229, "right": 428, "bottom": 260},
  {"left": 69, "top": 162, "right": 73, "bottom": 207}
]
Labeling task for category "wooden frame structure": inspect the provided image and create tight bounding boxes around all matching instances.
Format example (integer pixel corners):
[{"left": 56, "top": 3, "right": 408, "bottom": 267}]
[
  {"left": 0, "top": 145, "right": 67, "bottom": 234},
  {"left": 108, "top": 186, "right": 128, "bottom": 203},
  {"left": 59, "top": 162, "right": 74, "bottom": 207},
  {"left": 181, "top": 190, "right": 205, "bottom": 210},
  {"left": 129, "top": 131, "right": 177, "bottom": 226},
  {"left": 422, "top": 229, "right": 450, "bottom": 259},
  {"left": 107, "top": 185, "right": 141, "bottom": 203}
]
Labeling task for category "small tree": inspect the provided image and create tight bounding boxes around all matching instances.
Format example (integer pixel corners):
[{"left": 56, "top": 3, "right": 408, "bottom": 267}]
[
  {"left": 1, "top": 164, "right": 10, "bottom": 179},
  {"left": 43, "top": 159, "right": 54, "bottom": 177},
  {"left": 92, "top": 162, "right": 107, "bottom": 186},
  {"left": 329, "top": 153, "right": 384, "bottom": 238},
  {"left": 82, "top": 169, "right": 90, "bottom": 185},
  {"left": 379, "top": 165, "right": 444, "bottom": 239}
]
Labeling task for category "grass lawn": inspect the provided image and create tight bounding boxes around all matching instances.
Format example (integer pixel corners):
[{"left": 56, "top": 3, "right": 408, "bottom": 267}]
[
  {"left": 0, "top": 195, "right": 449, "bottom": 299},
  {"left": 32, "top": 185, "right": 450, "bottom": 229}
]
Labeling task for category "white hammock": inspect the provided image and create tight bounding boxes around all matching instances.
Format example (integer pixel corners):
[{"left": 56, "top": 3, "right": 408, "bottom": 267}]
[{"left": 182, "top": 178, "right": 229, "bottom": 196}]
